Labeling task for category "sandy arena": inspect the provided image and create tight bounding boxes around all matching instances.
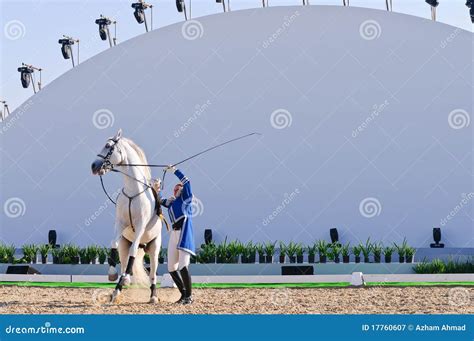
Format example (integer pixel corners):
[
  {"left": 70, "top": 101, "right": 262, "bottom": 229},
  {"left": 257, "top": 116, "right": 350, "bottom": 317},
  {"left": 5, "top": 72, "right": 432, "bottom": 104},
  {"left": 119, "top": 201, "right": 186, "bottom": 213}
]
[{"left": 0, "top": 286, "right": 472, "bottom": 314}]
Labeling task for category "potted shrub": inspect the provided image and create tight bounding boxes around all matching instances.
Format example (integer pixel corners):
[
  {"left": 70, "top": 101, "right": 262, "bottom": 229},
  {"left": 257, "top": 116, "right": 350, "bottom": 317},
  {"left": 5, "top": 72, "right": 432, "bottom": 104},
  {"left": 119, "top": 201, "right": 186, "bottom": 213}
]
[
  {"left": 22, "top": 244, "right": 38, "bottom": 264},
  {"left": 241, "top": 241, "right": 254, "bottom": 264},
  {"left": 372, "top": 243, "right": 382, "bottom": 263},
  {"left": 329, "top": 243, "right": 341, "bottom": 263},
  {"left": 361, "top": 238, "right": 372, "bottom": 263},
  {"left": 0, "top": 244, "right": 5, "bottom": 263},
  {"left": 341, "top": 243, "right": 350, "bottom": 263},
  {"left": 39, "top": 244, "right": 50, "bottom": 264},
  {"left": 190, "top": 255, "right": 197, "bottom": 264},
  {"left": 98, "top": 247, "right": 107, "bottom": 265},
  {"left": 256, "top": 243, "right": 265, "bottom": 263},
  {"left": 286, "top": 242, "right": 297, "bottom": 263},
  {"left": 87, "top": 245, "right": 99, "bottom": 264},
  {"left": 264, "top": 241, "right": 276, "bottom": 264},
  {"left": 159, "top": 248, "right": 167, "bottom": 264},
  {"left": 226, "top": 240, "right": 241, "bottom": 264},
  {"left": 352, "top": 244, "right": 362, "bottom": 263},
  {"left": 67, "top": 244, "right": 80, "bottom": 264},
  {"left": 405, "top": 246, "right": 415, "bottom": 263},
  {"left": 197, "top": 242, "right": 216, "bottom": 264},
  {"left": 394, "top": 238, "right": 408, "bottom": 263},
  {"left": 107, "top": 248, "right": 120, "bottom": 265},
  {"left": 383, "top": 246, "right": 394, "bottom": 263},
  {"left": 216, "top": 238, "right": 228, "bottom": 263},
  {"left": 307, "top": 243, "right": 317, "bottom": 263},
  {"left": 52, "top": 247, "right": 61, "bottom": 264},
  {"left": 295, "top": 243, "right": 304, "bottom": 263},
  {"left": 316, "top": 240, "right": 328, "bottom": 263},
  {"left": 79, "top": 247, "right": 89, "bottom": 264},
  {"left": 5, "top": 244, "right": 15, "bottom": 264},
  {"left": 279, "top": 242, "right": 286, "bottom": 264}
]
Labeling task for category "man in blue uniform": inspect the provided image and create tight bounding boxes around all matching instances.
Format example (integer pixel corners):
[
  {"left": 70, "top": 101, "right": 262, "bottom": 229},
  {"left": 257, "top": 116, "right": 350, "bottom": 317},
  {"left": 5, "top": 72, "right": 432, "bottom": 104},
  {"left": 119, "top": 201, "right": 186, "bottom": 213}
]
[{"left": 158, "top": 166, "right": 195, "bottom": 304}]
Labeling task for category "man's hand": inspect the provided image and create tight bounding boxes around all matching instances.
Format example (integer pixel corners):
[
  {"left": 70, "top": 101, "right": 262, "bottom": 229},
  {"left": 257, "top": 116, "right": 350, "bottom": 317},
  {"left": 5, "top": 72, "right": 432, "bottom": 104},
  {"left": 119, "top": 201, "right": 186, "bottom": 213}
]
[{"left": 166, "top": 165, "right": 176, "bottom": 173}]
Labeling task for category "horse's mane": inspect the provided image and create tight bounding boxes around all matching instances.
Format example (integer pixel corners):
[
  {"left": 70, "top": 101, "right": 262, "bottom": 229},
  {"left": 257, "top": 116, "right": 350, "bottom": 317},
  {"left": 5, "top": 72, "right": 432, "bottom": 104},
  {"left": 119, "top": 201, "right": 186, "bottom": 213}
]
[{"left": 122, "top": 137, "right": 151, "bottom": 181}]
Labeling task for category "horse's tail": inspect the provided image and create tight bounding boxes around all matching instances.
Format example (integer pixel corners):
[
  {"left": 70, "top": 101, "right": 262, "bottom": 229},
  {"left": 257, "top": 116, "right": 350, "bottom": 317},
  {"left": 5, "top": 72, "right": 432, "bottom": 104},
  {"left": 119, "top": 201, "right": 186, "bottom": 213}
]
[{"left": 132, "top": 247, "right": 149, "bottom": 287}]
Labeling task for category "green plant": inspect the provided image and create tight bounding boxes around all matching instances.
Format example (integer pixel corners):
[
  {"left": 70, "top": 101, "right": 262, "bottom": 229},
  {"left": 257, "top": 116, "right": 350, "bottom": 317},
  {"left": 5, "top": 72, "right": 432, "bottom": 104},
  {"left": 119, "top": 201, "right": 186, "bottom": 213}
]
[
  {"left": 341, "top": 243, "right": 350, "bottom": 257},
  {"left": 216, "top": 238, "right": 228, "bottom": 261},
  {"left": 295, "top": 243, "right": 304, "bottom": 257},
  {"left": 352, "top": 244, "right": 362, "bottom": 257},
  {"left": 241, "top": 241, "right": 256, "bottom": 258},
  {"left": 286, "top": 242, "right": 298, "bottom": 257},
  {"left": 197, "top": 242, "right": 216, "bottom": 263},
  {"left": 316, "top": 240, "right": 329, "bottom": 256},
  {"left": 383, "top": 246, "right": 394, "bottom": 257},
  {"left": 256, "top": 243, "right": 265, "bottom": 256},
  {"left": 52, "top": 247, "right": 63, "bottom": 263},
  {"left": 39, "top": 244, "right": 50, "bottom": 258},
  {"left": 279, "top": 242, "right": 287, "bottom": 256},
  {"left": 361, "top": 238, "right": 372, "bottom": 258},
  {"left": 393, "top": 237, "right": 408, "bottom": 256},
  {"left": 4, "top": 244, "right": 15, "bottom": 263},
  {"left": 159, "top": 247, "right": 167, "bottom": 259},
  {"left": 307, "top": 243, "right": 318, "bottom": 256},
  {"left": 226, "top": 240, "right": 242, "bottom": 261},
  {"left": 79, "top": 248, "right": 89, "bottom": 264},
  {"left": 328, "top": 243, "right": 341, "bottom": 261},
  {"left": 372, "top": 242, "right": 383, "bottom": 258},
  {"left": 405, "top": 246, "right": 416, "bottom": 258},
  {"left": 22, "top": 244, "right": 38, "bottom": 263},
  {"left": 264, "top": 241, "right": 276, "bottom": 256},
  {"left": 413, "top": 258, "right": 474, "bottom": 274},
  {"left": 98, "top": 247, "right": 107, "bottom": 264},
  {"left": 87, "top": 245, "right": 100, "bottom": 263}
]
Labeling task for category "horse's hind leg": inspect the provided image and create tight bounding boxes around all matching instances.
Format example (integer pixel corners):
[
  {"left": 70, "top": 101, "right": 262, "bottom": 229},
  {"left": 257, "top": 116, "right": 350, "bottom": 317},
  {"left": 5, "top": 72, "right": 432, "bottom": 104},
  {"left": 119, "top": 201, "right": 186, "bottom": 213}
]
[{"left": 146, "top": 236, "right": 161, "bottom": 303}]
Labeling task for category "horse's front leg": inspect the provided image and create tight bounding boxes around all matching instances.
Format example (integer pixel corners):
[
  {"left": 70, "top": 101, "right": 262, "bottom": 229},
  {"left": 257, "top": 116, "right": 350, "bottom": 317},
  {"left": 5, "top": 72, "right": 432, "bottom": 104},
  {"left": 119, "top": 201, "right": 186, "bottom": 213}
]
[{"left": 108, "top": 216, "right": 126, "bottom": 282}]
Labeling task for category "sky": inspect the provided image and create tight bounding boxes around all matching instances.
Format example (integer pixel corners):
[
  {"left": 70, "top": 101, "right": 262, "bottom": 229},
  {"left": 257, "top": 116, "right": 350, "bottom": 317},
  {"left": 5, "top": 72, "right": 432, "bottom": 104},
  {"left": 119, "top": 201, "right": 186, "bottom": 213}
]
[{"left": 1, "top": 0, "right": 472, "bottom": 111}]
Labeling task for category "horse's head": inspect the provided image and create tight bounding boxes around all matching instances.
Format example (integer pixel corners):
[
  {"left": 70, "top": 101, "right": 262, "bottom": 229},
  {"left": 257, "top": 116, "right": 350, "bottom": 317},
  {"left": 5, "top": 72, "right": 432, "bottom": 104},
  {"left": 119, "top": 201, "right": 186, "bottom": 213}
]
[{"left": 91, "top": 129, "right": 124, "bottom": 175}]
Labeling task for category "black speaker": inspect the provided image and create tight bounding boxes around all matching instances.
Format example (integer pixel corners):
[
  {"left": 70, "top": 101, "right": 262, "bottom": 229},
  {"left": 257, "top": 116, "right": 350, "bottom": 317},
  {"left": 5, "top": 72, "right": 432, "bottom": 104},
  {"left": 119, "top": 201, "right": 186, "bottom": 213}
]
[
  {"left": 204, "top": 229, "right": 213, "bottom": 245},
  {"left": 48, "top": 230, "right": 57, "bottom": 247},
  {"left": 430, "top": 227, "right": 444, "bottom": 248},
  {"left": 281, "top": 266, "right": 314, "bottom": 276},
  {"left": 6, "top": 265, "right": 41, "bottom": 275},
  {"left": 329, "top": 228, "right": 339, "bottom": 244}
]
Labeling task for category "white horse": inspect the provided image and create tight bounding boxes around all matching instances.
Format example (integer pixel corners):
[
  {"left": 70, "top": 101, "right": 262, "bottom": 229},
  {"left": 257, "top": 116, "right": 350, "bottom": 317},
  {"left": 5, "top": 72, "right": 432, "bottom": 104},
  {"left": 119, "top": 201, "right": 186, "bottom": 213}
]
[{"left": 91, "top": 129, "right": 163, "bottom": 303}]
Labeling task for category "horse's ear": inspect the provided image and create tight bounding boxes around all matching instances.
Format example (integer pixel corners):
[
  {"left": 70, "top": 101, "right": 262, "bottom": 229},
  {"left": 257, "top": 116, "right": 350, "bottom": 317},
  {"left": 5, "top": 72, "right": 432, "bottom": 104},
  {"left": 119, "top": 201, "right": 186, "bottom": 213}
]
[{"left": 114, "top": 129, "right": 122, "bottom": 141}]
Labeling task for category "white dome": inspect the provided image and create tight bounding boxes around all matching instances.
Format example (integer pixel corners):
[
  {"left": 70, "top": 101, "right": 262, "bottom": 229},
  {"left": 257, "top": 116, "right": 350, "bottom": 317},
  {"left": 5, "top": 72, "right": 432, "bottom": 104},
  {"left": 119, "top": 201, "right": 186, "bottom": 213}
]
[{"left": 1, "top": 6, "right": 471, "bottom": 247}]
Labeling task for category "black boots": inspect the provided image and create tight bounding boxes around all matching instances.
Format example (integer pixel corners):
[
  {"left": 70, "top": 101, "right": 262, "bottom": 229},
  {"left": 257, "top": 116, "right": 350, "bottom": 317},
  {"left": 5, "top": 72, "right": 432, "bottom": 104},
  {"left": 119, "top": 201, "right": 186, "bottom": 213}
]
[
  {"left": 179, "top": 266, "right": 193, "bottom": 305},
  {"left": 169, "top": 271, "right": 186, "bottom": 303}
]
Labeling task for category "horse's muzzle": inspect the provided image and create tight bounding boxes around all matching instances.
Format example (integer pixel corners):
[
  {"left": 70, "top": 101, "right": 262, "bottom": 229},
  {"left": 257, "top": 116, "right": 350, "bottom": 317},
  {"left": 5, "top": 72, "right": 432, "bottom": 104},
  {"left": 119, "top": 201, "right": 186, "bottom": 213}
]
[{"left": 91, "top": 160, "right": 104, "bottom": 175}]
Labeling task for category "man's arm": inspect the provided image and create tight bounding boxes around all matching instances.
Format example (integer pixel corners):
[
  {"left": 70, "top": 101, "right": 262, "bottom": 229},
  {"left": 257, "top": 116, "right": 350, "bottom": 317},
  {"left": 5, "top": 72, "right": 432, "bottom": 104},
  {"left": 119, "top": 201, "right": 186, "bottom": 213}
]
[{"left": 174, "top": 168, "right": 192, "bottom": 201}]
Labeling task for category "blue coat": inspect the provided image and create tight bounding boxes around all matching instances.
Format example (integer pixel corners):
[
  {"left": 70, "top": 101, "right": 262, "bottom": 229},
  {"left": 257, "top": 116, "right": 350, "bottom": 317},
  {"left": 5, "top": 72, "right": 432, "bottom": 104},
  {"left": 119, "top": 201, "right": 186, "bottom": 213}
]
[{"left": 159, "top": 169, "right": 196, "bottom": 256}]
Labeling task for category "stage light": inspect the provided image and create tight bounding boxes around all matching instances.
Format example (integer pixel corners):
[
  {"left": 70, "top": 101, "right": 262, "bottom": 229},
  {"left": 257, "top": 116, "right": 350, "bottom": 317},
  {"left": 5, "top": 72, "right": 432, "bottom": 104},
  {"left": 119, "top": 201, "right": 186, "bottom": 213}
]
[
  {"left": 176, "top": 0, "right": 189, "bottom": 20},
  {"left": 58, "top": 35, "right": 79, "bottom": 68},
  {"left": 0, "top": 100, "right": 10, "bottom": 121},
  {"left": 262, "top": 0, "right": 268, "bottom": 7},
  {"left": 342, "top": 0, "right": 349, "bottom": 6},
  {"left": 131, "top": 1, "right": 153, "bottom": 32},
  {"left": 204, "top": 229, "right": 213, "bottom": 245},
  {"left": 385, "top": 0, "right": 393, "bottom": 11},
  {"left": 425, "top": 0, "right": 439, "bottom": 21},
  {"left": 95, "top": 15, "right": 117, "bottom": 47},
  {"left": 17, "top": 63, "right": 42, "bottom": 94},
  {"left": 48, "top": 230, "right": 57, "bottom": 247},
  {"left": 329, "top": 228, "right": 339, "bottom": 244},
  {"left": 430, "top": 228, "right": 444, "bottom": 248}
]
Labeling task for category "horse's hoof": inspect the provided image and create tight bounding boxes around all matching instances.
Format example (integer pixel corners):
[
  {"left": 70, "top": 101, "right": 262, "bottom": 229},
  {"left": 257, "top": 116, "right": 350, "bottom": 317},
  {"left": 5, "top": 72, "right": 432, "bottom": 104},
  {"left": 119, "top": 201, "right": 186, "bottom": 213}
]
[
  {"left": 149, "top": 296, "right": 158, "bottom": 304},
  {"left": 108, "top": 273, "right": 119, "bottom": 282},
  {"left": 110, "top": 290, "right": 120, "bottom": 303}
]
